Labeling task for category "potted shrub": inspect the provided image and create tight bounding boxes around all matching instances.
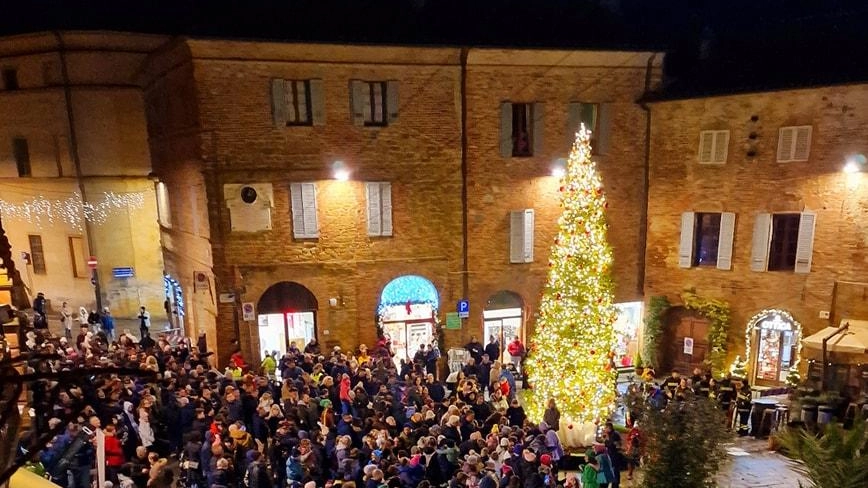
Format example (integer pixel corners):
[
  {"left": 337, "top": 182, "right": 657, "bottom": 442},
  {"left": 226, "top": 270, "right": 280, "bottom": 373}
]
[{"left": 777, "top": 418, "right": 868, "bottom": 488}]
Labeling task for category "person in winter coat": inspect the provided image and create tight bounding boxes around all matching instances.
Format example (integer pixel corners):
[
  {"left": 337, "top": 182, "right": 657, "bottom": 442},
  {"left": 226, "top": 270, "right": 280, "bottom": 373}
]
[
  {"left": 104, "top": 425, "right": 125, "bottom": 485},
  {"left": 594, "top": 443, "right": 615, "bottom": 488},
  {"left": 543, "top": 399, "right": 561, "bottom": 432},
  {"left": 245, "top": 450, "right": 272, "bottom": 488},
  {"left": 539, "top": 421, "right": 564, "bottom": 476},
  {"left": 507, "top": 337, "right": 525, "bottom": 372},
  {"left": 484, "top": 336, "right": 501, "bottom": 365},
  {"left": 286, "top": 447, "right": 305, "bottom": 484},
  {"left": 581, "top": 449, "right": 601, "bottom": 488}
]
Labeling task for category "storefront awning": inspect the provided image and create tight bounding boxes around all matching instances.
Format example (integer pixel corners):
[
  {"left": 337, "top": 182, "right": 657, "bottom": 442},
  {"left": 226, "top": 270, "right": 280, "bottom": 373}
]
[{"left": 802, "top": 320, "right": 868, "bottom": 354}]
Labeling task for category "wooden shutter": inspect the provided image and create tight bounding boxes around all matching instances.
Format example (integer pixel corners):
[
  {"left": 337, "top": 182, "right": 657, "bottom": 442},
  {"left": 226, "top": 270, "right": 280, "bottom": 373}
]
[
  {"left": 380, "top": 183, "right": 393, "bottom": 236},
  {"left": 678, "top": 212, "right": 695, "bottom": 268},
  {"left": 509, "top": 209, "right": 534, "bottom": 263},
  {"left": 716, "top": 212, "right": 736, "bottom": 270},
  {"left": 712, "top": 130, "right": 729, "bottom": 163},
  {"left": 531, "top": 102, "right": 545, "bottom": 156},
  {"left": 271, "top": 79, "right": 287, "bottom": 127},
  {"left": 794, "top": 211, "right": 816, "bottom": 274},
  {"left": 698, "top": 131, "right": 714, "bottom": 163},
  {"left": 777, "top": 127, "right": 795, "bottom": 161},
  {"left": 596, "top": 103, "right": 612, "bottom": 155},
  {"left": 386, "top": 81, "right": 399, "bottom": 123},
  {"left": 309, "top": 79, "right": 326, "bottom": 126},
  {"left": 567, "top": 102, "right": 582, "bottom": 147},
  {"left": 301, "top": 183, "right": 318, "bottom": 237},
  {"left": 349, "top": 80, "right": 366, "bottom": 126},
  {"left": 291, "top": 183, "right": 318, "bottom": 238},
  {"left": 500, "top": 102, "right": 513, "bottom": 157},
  {"left": 793, "top": 126, "right": 812, "bottom": 161},
  {"left": 366, "top": 182, "right": 381, "bottom": 235},
  {"left": 750, "top": 213, "right": 772, "bottom": 272},
  {"left": 290, "top": 183, "right": 305, "bottom": 238}
]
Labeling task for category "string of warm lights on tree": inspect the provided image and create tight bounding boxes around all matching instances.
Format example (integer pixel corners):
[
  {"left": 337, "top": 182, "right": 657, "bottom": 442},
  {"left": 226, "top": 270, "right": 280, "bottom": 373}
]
[{"left": 525, "top": 125, "right": 618, "bottom": 426}]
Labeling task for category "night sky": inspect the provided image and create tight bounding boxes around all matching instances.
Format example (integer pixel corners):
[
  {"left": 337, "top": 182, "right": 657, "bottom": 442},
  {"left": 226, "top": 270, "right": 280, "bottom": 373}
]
[{"left": 4, "top": 0, "right": 868, "bottom": 96}]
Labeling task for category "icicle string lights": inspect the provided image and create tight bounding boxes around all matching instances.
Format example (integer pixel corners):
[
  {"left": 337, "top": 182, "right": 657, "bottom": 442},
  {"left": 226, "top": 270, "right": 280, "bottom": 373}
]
[{"left": 0, "top": 191, "right": 145, "bottom": 230}]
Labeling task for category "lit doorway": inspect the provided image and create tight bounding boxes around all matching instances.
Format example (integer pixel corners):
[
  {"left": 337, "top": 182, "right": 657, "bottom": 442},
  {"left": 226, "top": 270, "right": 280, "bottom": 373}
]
[
  {"left": 483, "top": 291, "right": 524, "bottom": 364},
  {"left": 747, "top": 310, "right": 801, "bottom": 386},
  {"left": 378, "top": 275, "right": 439, "bottom": 368},
  {"left": 256, "top": 281, "right": 318, "bottom": 361}
]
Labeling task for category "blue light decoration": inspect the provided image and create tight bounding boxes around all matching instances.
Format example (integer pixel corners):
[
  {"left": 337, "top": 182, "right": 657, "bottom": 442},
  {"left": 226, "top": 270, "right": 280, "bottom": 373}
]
[
  {"left": 378, "top": 275, "right": 439, "bottom": 315},
  {"left": 164, "top": 274, "right": 185, "bottom": 318}
]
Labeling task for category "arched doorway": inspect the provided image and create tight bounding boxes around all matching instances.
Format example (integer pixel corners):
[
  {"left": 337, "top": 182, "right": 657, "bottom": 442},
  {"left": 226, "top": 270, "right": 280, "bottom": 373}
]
[
  {"left": 257, "top": 282, "right": 318, "bottom": 360},
  {"left": 746, "top": 309, "right": 802, "bottom": 386},
  {"left": 661, "top": 307, "right": 710, "bottom": 375},
  {"left": 163, "top": 274, "right": 185, "bottom": 334},
  {"left": 483, "top": 290, "right": 524, "bottom": 365},
  {"left": 378, "top": 275, "right": 439, "bottom": 367}
]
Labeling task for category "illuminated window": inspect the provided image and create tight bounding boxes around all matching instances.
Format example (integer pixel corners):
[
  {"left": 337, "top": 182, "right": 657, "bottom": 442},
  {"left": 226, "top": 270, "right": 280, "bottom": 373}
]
[{"left": 754, "top": 315, "right": 798, "bottom": 384}]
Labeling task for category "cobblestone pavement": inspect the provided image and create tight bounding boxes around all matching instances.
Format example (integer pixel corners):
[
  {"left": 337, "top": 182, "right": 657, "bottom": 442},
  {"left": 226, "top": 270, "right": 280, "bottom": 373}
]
[{"left": 615, "top": 437, "right": 807, "bottom": 488}]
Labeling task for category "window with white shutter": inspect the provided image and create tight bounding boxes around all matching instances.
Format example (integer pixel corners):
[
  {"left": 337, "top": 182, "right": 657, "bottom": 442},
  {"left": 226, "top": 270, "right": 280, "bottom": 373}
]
[
  {"left": 750, "top": 213, "right": 772, "bottom": 272},
  {"left": 509, "top": 209, "right": 534, "bottom": 263},
  {"left": 698, "top": 130, "right": 729, "bottom": 164},
  {"left": 349, "top": 80, "right": 396, "bottom": 126},
  {"left": 290, "top": 182, "right": 319, "bottom": 239},
  {"left": 777, "top": 126, "right": 812, "bottom": 162},
  {"left": 794, "top": 211, "right": 816, "bottom": 273},
  {"left": 272, "top": 79, "right": 323, "bottom": 127},
  {"left": 366, "top": 182, "right": 393, "bottom": 237},
  {"left": 679, "top": 211, "right": 736, "bottom": 269}
]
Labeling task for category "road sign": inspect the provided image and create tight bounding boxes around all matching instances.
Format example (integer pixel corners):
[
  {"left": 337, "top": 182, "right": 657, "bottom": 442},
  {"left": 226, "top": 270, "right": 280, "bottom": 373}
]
[
  {"left": 446, "top": 312, "right": 461, "bottom": 330},
  {"left": 457, "top": 299, "right": 470, "bottom": 319},
  {"left": 87, "top": 256, "right": 98, "bottom": 269},
  {"left": 112, "top": 267, "right": 135, "bottom": 279}
]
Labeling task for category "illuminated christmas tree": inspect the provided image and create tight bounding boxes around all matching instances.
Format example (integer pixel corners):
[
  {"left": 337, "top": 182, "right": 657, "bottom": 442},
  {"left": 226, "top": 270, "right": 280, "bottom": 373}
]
[{"left": 525, "top": 125, "right": 618, "bottom": 427}]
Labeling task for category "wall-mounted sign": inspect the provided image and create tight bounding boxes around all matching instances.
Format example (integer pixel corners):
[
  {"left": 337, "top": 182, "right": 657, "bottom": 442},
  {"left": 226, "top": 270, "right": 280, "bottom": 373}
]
[
  {"left": 457, "top": 299, "right": 470, "bottom": 319},
  {"left": 112, "top": 267, "right": 135, "bottom": 279},
  {"left": 684, "top": 337, "right": 694, "bottom": 355},
  {"left": 760, "top": 315, "right": 793, "bottom": 331},
  {"left": 242, "top": 302, "right": 255, "bottom": 321},
  {"left": 446, "top": 312, "right": 461, "bottom": 330},
  {"left": 219, "top": 293, "right": 236, "bottom": 304}
]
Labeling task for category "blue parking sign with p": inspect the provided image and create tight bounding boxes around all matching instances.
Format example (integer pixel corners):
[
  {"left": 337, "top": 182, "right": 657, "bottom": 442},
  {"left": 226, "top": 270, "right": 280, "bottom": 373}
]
[{"left": 457, "top": 299, "right": 470, "bottom": 318}]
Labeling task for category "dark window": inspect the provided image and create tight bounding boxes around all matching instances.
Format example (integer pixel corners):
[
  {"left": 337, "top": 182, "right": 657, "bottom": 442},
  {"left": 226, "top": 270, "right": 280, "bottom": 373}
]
[
  {"left": 768, "top": 214, "right": 801, "bottom": 271},
  {"left": 511, "top": 103, "right": 533, "bottom": 157},
  {"left": 286, "top": 80, "right": 312, "bottom": 125},
  {"left": 579, "top": 102, "right": 599, "bottom": 152},
  {"left": 365, "top": 81, "right": 387, "bottom": 126},
  {"left": 2, "top": 68, "right": 18, "bottom": 90},
  {"left": 12, "top": 138, "right": 30, "bottom": 177},
  {"left": 28, "top": 235, "right": 46, "bottom": 274},
  {"left": 693, "top": 213, "right": 721, "bottom": 266}
]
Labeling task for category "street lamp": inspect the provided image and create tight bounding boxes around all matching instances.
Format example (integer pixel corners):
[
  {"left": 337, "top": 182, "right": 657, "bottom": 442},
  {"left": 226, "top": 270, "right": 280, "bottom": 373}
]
[
  {"left": 844, "top": 154, "right": 866, "bottom": 173},
  {"left": 332, "top": 161, "right": 350, "bottom": 181},
  {"left": 551, "top": 158, "right": 567, "bottom": 178}
]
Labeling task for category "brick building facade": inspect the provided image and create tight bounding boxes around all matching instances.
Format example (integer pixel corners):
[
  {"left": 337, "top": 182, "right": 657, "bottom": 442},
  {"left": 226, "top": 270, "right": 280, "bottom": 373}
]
[
  {"left": 140, "top": 39, "right": 662, "bottom": 364},
  {"left": 645, "top": 85, "right": 868, "bottom": 385}
]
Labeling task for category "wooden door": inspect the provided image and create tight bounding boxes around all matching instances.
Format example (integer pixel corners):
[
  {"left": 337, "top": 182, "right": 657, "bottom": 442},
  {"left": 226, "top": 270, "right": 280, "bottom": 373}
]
[{"left": 662, "top": 309, "right": 710, "bottom": 375}]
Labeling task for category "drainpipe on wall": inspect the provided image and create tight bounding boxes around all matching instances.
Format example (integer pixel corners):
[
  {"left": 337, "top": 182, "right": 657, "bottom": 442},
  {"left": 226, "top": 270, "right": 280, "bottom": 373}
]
[
  {"left": 460, "top": 48, "right": 470, "bottom": 305},
  {"left": 55, "top": 31, "right": 103, "bottom": 312},
  {"left": 636, "top": 53, "right": 658, "bottom": 298}
]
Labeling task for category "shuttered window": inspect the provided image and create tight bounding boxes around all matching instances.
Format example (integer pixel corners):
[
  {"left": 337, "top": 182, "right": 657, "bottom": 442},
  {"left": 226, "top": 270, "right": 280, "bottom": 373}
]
[
  {"left": 68, "top": 236, "right": 88, "bottom": 278},
  {"left": 698, "top": 130, "right": 729, "bottom": 164},
  {"left": 500, "top": 102, "right": 545, "bottom": 157},
  {"left": 290, "top": 183, "right": 319, "bottom": 239},
  {"left": 28, "top": 235, "right": 46, "bottom": 274},
  {"left": 271, "top": 79, "right": 325, "bottom": 127},
  {"left": 366, "top": 182, "right": 393, "bottom": 236},
  {"left": 678, "top": 212, "right": 735, "bottom": 270},
  {"left": 350, "top": 80, "right": 398, "bottom": 126},
  {"left": 751, "top": 212, "right": 816, "bottom": 273},
  {"left": 777, "top": 126, "right": 812, "bottom": 162},
  {"left": 566, "top": 102, "right": 611, "bottom": 154},
  {"left": 509, "top": 209, "right": 534, "bottom": 263}
]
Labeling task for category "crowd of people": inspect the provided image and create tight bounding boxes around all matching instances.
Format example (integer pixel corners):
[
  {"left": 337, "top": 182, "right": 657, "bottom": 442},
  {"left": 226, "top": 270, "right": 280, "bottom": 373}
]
[{"left": 18, "top": 321, "right": 638, "bottom": 488}]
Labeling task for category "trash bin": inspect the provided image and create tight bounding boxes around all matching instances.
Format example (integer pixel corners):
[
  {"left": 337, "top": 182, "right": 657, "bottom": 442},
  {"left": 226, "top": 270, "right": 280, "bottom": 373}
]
[
  {"left": 801, "top": 403, "right": 818, "bottom": 424},
  {"left": 818, "top": 405, "right": 835, "bottom": 424}
]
